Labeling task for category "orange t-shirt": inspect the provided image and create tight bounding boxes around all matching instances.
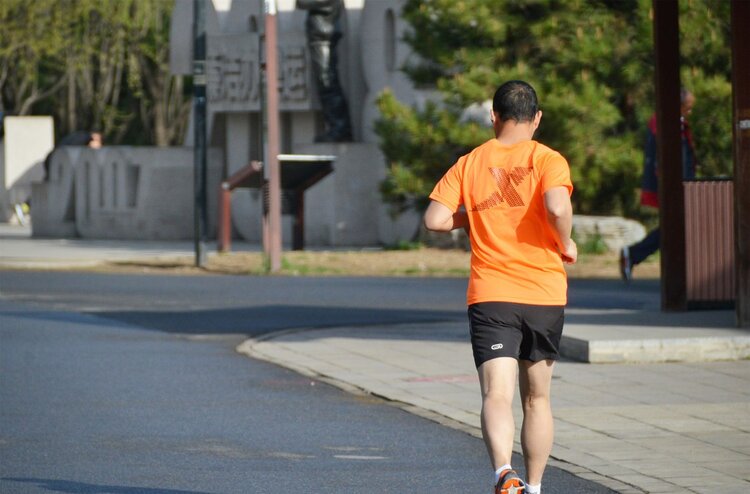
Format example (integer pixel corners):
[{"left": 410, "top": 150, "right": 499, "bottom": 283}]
[{"left": 430, "top": 139, "right": 573, "bottom": 306}]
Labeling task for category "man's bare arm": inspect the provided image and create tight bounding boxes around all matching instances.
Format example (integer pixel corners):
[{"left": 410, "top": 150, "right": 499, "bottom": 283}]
[
  {"left": 423, "top": 200, "right": 468, "bottom": 232},
  {"left": 544, "top": 186, "right": 577, "bottom": 264}
]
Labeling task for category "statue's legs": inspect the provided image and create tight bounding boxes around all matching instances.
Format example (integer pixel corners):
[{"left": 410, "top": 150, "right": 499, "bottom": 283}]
[{"left": 309, "top": 40, "right": 353, "bottom": 142}]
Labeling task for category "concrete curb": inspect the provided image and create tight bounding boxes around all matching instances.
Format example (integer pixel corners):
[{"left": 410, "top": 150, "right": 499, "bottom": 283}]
[{"left": 560, "top": 334, "right": 750, "bottom": 363}]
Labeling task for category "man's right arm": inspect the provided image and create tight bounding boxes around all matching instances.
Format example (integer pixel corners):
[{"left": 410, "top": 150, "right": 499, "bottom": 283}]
[
  {"left": 423, "top": 200, "right": 468, "bottom": 232},
  {"left": 544, "top": 186, "right": 577, "bottom": 264}
]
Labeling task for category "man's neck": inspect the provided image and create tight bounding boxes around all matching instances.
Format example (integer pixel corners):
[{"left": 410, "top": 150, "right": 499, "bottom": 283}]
[{"left": 494, "top": 121, "right": 535, "bottom": 146}]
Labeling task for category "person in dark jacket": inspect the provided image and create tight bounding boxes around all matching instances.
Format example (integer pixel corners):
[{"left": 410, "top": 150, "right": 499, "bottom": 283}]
[
  {"left": 620, "top": 89, "right": 696, "bottom": 281},
  {"left": 43, "top": 130, "right": 102, "bottom": 180}
]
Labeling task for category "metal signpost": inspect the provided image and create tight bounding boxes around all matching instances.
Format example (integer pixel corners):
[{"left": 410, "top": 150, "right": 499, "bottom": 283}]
[{"left": 193, "top": 0, "right": 208, "bottom": 267}]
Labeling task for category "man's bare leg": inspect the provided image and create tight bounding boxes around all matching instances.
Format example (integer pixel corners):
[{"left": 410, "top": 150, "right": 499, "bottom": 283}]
[
  {"left": 518, "top": 359, "right": 555, "bottom": 486},
  {"left": 478, "top": 357, "right": 519, "bottom": 470}
]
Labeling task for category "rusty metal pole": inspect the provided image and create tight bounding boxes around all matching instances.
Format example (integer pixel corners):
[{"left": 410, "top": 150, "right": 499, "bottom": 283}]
[
  {"left": 652, "top": 0, "right": 686, "bottom": 311},
  {"left": 217, "top": 185, "right": 231, "bottom": 253},
  {"left": 731, "top": 0, "right": 750, "bottom": 326},
  {"left": 264, "top": 0, "right": 282, "bottom": 272},
  {"left": 293, "top": 190, "right": 304, "bottom": 251}
]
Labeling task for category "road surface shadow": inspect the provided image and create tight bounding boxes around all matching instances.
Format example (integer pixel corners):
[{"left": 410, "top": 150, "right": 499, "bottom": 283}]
[
  {"left": 1, "top": 478, "right": 213, "bottom": 494},
  {"left": 88, "top": 305, "right": 465, "bottom": 336}
]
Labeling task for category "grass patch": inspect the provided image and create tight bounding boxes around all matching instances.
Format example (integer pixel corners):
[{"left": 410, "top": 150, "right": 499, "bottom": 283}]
[
  {"left": 32, "top": 247, "right": 660, "bottom": 280},
  {"left": 384, "top": 240, "right": 423, "bottom": 251},
  {"left": 579, "top": 233, "right": 609, "bottom": 255},
  {"left": 572, "top": 230, "right": 609, "bottom": 255}
]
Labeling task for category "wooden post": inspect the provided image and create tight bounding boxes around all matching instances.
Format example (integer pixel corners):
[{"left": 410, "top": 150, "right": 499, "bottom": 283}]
[
  {"left": 732, "top": 0, "right": 750, "bottom": 326},
  {"left": 652, "top": 0, "right": 686, "bottom": 310}
]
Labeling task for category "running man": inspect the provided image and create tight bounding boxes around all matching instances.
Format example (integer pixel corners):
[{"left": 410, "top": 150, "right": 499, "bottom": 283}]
[{"left": 424, "top": 80, "right": 576, "bottom": 494}]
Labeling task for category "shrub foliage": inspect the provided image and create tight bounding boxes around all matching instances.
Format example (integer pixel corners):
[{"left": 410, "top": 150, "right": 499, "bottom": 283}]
[{"left": 375, "top": 0, "right": 732, "bottom": 218}]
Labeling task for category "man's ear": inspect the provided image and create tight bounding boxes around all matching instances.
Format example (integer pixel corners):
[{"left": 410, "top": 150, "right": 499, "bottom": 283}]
[
  {"left": 534, "top": 110, "right": 543, "bottom": 126},
  {"left": 531, "top": 110, "right": 543, "bottom": 133}
]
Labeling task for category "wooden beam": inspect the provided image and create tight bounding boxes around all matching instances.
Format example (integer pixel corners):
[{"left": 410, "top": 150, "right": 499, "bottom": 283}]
[
  {"left": 732, "top": 0, "right": 750, "bottom": 326},
  {"left": 652, "top": 0, "right": 686, "bottom": 310}
]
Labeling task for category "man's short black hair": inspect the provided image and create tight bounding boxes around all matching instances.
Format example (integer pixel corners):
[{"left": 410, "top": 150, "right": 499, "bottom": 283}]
[{"left": 492, "top": 80, "right": 539, "bottom": 123}]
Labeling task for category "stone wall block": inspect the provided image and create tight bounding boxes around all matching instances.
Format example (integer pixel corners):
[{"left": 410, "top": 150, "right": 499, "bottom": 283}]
[
  {"left": 572, "top": 215, "right": 647, "bottom": 252},
  {"left": 30, "top": 146, "right": 223, "bottom": 240},
  {"left": 296, "top": 142, "right": 379, "bottom": 246},
  {"left": 359, "top": 0, "right": 417, "bottom": 143},
  {"left": 30, "top": 147, "right": 81, "bottom": 237}
]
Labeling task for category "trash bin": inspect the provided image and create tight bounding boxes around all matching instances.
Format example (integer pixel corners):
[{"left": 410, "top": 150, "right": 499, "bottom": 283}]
[{"left": 684, "top": 179, "right": 735, "bottom": 308}]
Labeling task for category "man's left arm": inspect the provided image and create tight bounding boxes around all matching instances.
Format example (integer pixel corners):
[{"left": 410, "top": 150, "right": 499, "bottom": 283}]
[
  {"left": 541, "top": 153, "right": 576, "bottom": 263},
  {"left": 543, "top": 187, "right": 577, "bottom": 264}
]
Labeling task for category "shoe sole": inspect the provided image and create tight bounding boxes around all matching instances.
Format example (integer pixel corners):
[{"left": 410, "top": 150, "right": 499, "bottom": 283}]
[
  {"left": 620, "top": 248, "right": 632, "bottom": 282},
  {"left": 499, "top": 478, "right": 525, "bottom": 494}
]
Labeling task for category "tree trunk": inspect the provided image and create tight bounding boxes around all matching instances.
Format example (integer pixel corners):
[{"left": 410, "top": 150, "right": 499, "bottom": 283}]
[{"left": 67, "top": 67, "right": 77, "bottom": 134}]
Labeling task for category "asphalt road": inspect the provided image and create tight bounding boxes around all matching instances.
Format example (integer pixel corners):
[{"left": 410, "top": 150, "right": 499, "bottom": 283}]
[{"left": 0, "top": 271, "right": 620, "bottom": 493}]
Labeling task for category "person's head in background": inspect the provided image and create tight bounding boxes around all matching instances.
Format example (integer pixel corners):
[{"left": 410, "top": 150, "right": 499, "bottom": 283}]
[
  {"left": 680, "top": 88, "right": 695, "bottom": 119},
  {"left": 89, "top": 131, "right": 103, "bottom": 149}
]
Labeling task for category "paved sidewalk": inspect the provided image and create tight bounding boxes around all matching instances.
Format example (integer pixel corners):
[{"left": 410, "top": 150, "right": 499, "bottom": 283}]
[
  {"left": 0, "top": 223, "right": 258, "bottom": 268},
  {"left": 239, "top": 323, "right": 750, "bottom": 494}
]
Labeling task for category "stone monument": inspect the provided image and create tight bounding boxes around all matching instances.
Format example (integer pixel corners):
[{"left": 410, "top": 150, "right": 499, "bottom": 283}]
[
  {"left": 170, "top": 0, "right": 424, "bottom": 247},
  {"left": 31, "top": 0, "right": 425, "bottom": 246},
  {"left": 297, "top": 0, "right": 353, "bottom": 142}
]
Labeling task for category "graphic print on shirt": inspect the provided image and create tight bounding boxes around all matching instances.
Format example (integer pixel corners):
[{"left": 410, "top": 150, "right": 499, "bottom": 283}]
[{"left": 471, "top": 166, "right": 532, "bottom": 211}]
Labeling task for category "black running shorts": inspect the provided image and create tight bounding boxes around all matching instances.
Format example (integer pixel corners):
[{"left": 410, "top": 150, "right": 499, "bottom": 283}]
[{"left": 468, "top": 301, "right": 564, "bottom": 368}]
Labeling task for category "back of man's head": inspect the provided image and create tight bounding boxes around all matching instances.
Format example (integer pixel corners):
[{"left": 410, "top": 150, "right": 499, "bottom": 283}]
[{"left": 492, "top": 81, "right": 538, "bottom": 123}]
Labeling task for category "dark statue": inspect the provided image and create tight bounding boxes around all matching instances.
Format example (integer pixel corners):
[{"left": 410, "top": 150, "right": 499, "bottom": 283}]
[{"left": 297, "top": 0, "right": 353, "bottom": 142}]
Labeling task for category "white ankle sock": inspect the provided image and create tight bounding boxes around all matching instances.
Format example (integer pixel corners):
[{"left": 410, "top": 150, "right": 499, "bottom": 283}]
[
  {"left": 526, "top": 483, "right": 541, "bottom": 493},
  {"left": 494, "top": 464, "right": 512, "bottom": 484}
]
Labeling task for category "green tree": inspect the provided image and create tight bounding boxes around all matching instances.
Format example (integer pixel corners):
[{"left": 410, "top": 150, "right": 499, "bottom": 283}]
[
  {"left": 0, "top": 0, "right": 190, "bottom": 146},
  {"left": 59, "top": 0, "right": 133, "bottom": 141},
  {"left": 0, "top": 1, "right": 68, "bottom": 115},
  {"left": 376, "top": 0, "right": 732, "bottom": 218},
  {"left": 375, "top": 93, "right": 485, "bottom": 215},
  {"left": 125, "top": 0, "right": 191, "bottom": 146},
  {"left": 680, "top": 0, "right": 732, "bottom": 178}
]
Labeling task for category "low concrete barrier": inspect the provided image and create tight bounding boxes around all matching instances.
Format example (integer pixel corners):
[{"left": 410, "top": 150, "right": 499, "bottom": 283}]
[{"left": 32, "top": 146, "right": 223, "bottom": 240}]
